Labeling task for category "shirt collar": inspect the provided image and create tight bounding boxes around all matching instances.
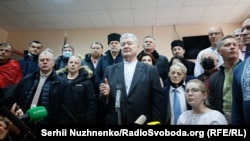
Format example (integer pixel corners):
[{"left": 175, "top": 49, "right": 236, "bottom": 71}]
[{"left": 124, "top": 60, "right": 137, "bottom": 65}]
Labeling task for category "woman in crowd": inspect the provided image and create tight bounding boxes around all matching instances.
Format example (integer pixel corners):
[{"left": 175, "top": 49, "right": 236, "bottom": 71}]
[
  {"left": 177, "top": 79, "right": 228, "bottom": 125},
  {"left": 138, "top": 52, "right": 163, "bottom": 87}
]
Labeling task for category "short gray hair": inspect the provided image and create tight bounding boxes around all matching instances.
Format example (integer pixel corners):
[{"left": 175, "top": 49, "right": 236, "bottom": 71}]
[
  {"left": 216, "top": 35, "right": 235, "bottom": 49},
  {"left": 120, "top": 33, "right": 139, "bottom": 45}
]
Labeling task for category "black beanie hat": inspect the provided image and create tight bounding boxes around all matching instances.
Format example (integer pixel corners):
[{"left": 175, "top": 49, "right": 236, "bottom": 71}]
[
  {"left": 171, "top": 40, "right": 184, "bottom": 49},
  {"left": 108, "top": 33, "right": 121, "bottom": 45}
]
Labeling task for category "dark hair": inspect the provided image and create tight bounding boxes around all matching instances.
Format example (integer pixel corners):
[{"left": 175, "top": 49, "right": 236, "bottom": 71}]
[
  {"left": 61, "top": 44, "right": 74, "bottom": 52},
  {"left": 137, "top": 52, "right": 156, "bottom": 65},
  {"left": 107, "top": 33, "right": 121, "bottom": 45},
  {"left": 171, "top": 40, "right": 184, "bottom": 50},
  {"left": 30, "top": 40, "right": 43, "bottom": 47},
  {"left": 168, "top": 56, "right": 192, "bottom": 75},
  {"left": 90, "top": 41, "right": 103, "bottom": 49}
]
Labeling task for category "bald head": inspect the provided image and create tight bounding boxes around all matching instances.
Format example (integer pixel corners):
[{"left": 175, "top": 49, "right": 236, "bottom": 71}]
[
  {"left": 208, "top": 26, "right": 224, "bottom": 47},
  {"left": 208, "top": 26, "right": 223, "bottom": 35}
]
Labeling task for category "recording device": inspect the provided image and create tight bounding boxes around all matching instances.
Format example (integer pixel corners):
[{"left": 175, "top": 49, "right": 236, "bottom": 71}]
[
  {"left": 134, "top": 115, "right": 147, "bottom": 125},
  {"left": 0, "top": 106, "right": 47, "bottom": 140},
  {"left": 115, "top": 84, "right": 122, "bottom": 109},
  {"left": 18, "top": 106, "right": 47, "bottom": 123},
  {"left": 134, "top": 115, "right": 161, "bottom": 125},
  {"left": 0, "top": 105, "right": 31, "bottom": 136},
  {"left": 115, "top": 84, "right": 122, "bottom": 125},
  {"left": 0, "top": 89, "right": 29, "bottom": 136}
]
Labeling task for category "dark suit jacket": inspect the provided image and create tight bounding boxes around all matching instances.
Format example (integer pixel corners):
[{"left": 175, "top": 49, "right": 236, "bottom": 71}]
[
  {"left": 162, "top": 79, "right": 192, "bottom": 125},
  {"left": 102, "top": 61, "right": 164, "bottom": 125}
]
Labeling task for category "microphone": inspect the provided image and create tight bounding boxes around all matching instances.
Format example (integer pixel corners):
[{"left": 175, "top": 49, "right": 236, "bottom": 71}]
[
  {"left": 18, "top": 106, "right": 47, "bottom": 123},
  {"left": 0, "top": 105, "right": 31, "bottom": 136},
  {"left": 134, "top": 115, "right": 147, "bottom": 125},
  {"left": 115, "top": 84, "right": 121, "bottom": 109},
  {"left": 115, "top": 84, "right": 122, "bottom": 125}
]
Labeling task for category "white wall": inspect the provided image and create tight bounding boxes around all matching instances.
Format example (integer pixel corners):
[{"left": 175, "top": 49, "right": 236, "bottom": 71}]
[{"left": 7, "top": 23, "right": 241, "bottom": 61}]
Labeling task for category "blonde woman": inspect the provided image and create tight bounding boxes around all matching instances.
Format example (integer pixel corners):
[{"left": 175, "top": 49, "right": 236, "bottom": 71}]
[{"left": 177, "top": 79, "right": 228, "bottom": 125}]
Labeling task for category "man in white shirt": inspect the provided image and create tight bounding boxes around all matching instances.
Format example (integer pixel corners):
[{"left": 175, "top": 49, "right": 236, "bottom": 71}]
[{"left": 194, "top": 26, "right": 224, "bottom": 77}]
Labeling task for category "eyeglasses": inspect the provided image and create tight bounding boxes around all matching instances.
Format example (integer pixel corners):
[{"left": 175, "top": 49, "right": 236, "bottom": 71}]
[{"left": 185, "top": 88, "right": 204, "bottom": 94}]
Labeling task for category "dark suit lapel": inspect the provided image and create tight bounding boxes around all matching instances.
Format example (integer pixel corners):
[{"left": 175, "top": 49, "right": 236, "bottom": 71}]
[
  {"left": 115, "top": 63, "right": 127, "bottom": 96},
  {"left": 127, "top": 62, "right": 144, "bottom": 96}
]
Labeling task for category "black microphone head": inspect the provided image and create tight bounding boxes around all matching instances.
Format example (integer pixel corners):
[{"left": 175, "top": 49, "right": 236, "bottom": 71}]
[
  {"left": 0, "top": 106, "right": 30, "bottom": 135},
  {"left": 18, "top": 114, "right": 29, "bottom": 121}
]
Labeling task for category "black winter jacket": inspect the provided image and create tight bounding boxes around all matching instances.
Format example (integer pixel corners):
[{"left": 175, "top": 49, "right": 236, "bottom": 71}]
[
  {"left": 7, "top": 70, "right": 68, "bottom": 125},
  {"left": 58, "top": 66, "right": 97, "bottom": 124}
]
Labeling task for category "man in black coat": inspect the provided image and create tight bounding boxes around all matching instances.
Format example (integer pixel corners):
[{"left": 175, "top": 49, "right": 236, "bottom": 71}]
[
  {"left": 99, "top": 33, "right": 164, "bottom": 125},
  {"left": 137, "top": 35, "right": 169, "bottom": 82}
]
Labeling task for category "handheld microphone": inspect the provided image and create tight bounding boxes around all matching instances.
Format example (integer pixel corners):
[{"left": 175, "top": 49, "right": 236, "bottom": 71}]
[
  {"left": 0, "top": 105, "right": 31, "bottom": 136},
  {"left": 115, "top": 84, "right": 121, "bottom": 109},
  {"left": 134, "top": 115, "right": 147, "bottom": 125},
  {"left": 18, "top": 106, "right": 47, "bottom": 123},
  {"left": 115, "top": 84, "right": 122, "bottom": 125}
]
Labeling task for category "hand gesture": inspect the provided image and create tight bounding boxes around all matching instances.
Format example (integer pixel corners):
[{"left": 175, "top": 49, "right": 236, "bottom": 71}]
[{"left": 99, "top": 78, "right": 110, "bottom": 97}]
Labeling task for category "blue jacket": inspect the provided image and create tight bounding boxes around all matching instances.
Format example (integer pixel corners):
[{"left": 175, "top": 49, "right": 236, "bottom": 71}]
[
  {"left": 18, "top": 52, "right": 39, "bottom": 77},
  {"left": 54, "top": 55, "right": 69, "bottom": 71},
  {"left": 232, "top": 59, "right": 250, "bottom": 125},
  {"left": 94, "top": 50, "right": 123, "bottom": 89}
]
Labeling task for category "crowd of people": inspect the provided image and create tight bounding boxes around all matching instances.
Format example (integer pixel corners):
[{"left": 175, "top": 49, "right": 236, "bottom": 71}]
[{"left": 0, "top": 18, "right": 250, "bottom": 140}]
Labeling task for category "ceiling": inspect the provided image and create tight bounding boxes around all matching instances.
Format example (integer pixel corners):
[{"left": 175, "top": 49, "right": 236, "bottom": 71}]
[{"left": 0, "top": 0, "right": 249, "bottom": 32}]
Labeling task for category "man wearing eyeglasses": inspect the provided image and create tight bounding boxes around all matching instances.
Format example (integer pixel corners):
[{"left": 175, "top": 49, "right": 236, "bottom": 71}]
[
  {"left": 233, "top": 28, "right": 246, "bottom": 61},
  {"left": 194, "top": 26, "right": 224, "bottom": 77}
]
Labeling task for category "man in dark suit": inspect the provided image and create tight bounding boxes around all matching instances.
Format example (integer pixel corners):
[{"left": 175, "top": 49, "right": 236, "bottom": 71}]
[{"left": 99, "top": 33, "right": 164, "bottom": 125}]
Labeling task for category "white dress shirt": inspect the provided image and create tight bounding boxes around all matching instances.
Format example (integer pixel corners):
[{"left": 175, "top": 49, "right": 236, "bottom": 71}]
[
  {"left": 170, "top": 86, "right": 187, "bottom": 125},
  {"left": 124, "top": 60, "right": 137, "bottom": 94}
]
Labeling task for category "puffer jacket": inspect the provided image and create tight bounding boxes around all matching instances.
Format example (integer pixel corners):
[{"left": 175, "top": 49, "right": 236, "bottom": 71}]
[
  {"left": 58, "top": 66, "right": 97, "bottom": 124},
  {"left": 7, "top": 70, "right": 68, "bottom": 125}
]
